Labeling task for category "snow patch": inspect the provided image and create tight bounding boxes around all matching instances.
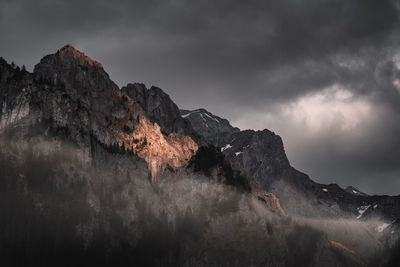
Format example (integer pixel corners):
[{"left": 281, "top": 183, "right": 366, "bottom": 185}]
[
  {"left": 352, "top": 190, "right": 359, "bottom": 194},
  {"left": 181, "top": 109, "right": 221, "bottom": 124},
  {"left": 199, "top": 113, "right": 206, "bottom": 122},
  {"left": 356, "top": 205, "right": 371, "bottom": 219},
  {"left": 181, "top": 110, "right": 200, "bottom": 118},
  {"left": 376, "top": 223, "right": 390, "bottom": 233},
  {"left": 322, "top": 188, "right": 328, "bottom": 192},
  {"left": 235, "top": 152, "right": 243, "bottom": 156},
  {"left": 221, "top": 144, "right": 232, "bottom": 152},
  {"left": 373, "top": 204, "right": 378, "bottom": 209}
]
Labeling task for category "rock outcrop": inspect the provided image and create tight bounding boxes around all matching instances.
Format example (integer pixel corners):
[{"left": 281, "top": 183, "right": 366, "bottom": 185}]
[
  {"left": 122, "top": 83, "right": 204, "bottom": 145},
  {"left": 180, "top": 108, "right": 240, "bottom": 147},
  {"left": 220, "top": 129, "right": 291, "bottom": 189},
  {"left": 0, "top": 57, "right": 33, "bottom": 130},
  {"left": 1, "top": 45, "right": 198, "bottom": 178},
  {"left": 252, "top": 189, "right": 286, "bottom": 216}
]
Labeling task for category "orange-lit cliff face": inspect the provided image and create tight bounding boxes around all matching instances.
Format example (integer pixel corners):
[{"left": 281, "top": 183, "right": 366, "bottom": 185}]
[
  {"left": 30, "top": 45, "right": 198, "bottom": 178},
  {"left": 58, "top": 45, "right": 103, "bottom": 68},
  {"left": 252, "top": 189, "right": 286, "bottom": 216},
  {"left": 96, "top": 91, "right": 198, "bottom": 178}
]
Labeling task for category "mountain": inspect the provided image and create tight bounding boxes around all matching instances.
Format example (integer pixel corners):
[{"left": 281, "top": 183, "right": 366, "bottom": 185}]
[
  {"left": 0, "top": 45, "right": 397, "bottom": 266},
  {"left": 1, "top": 45, "right": 198, "bottom": 178},
  {"left": 181, "top": 107, "right": 400, "bottom": 229}
]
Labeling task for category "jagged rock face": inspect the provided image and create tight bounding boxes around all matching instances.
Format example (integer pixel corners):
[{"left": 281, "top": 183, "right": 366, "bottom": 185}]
[
  {"left": 1, "top": 46, "right": 198, "bottom": 178},
  {"left": 122, "top": 83, "right": 205, "bottom": 145},
  {"left": 222, "top": 129, "right": 291, "bottom": 189},
  {"left": 0, "top": 58, "right": 32, "bottom": 130},
  {"left": 32, "top": 45, "right": 120, "bottom": 148},
  {"left": 181, "top": 108, "right": 291, "bottom": 189},
  {"left": 180, "top": 108, "right": 240, "bottom": 147}
]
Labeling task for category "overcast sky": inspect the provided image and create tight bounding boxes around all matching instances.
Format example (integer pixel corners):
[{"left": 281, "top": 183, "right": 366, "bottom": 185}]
[{"left": 1, "top": 0, "right": 400, "bottom": 195}]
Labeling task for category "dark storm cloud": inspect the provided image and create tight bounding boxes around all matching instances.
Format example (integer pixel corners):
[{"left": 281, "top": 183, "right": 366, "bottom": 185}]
[{"left": 1, "top": 0, "right": 400, "bottom": 194}]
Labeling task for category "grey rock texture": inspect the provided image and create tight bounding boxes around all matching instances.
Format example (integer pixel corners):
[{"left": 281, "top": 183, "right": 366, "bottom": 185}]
[
  {"left": 222, "top": 129, "right": 290, "bottom": 189},
  {"left": 31, "top": 45, "right": 119, "bottom": 147},
  {"left": 180, "top": 108, "right": 240, "bottom": 147},
  {"left": 0, "top": 57, "right": 33, "bottom": 129}
]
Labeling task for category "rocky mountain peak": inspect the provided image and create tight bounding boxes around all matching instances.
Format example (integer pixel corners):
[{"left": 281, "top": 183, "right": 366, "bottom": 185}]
[
  {"left": 57, "top": 45, "right": 103, "bottom": 68},
  {"left": 1, "top": 46, "right": 198, "bottom": 179},
  {"left": 180, "top": 108, "right": 240, "bottom": 147},
  {"left": 33, "top": 45, "right": 118, "bottom": 97}
]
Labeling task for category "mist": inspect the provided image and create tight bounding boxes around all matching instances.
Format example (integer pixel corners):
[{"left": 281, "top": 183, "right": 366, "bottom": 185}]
[{"left": 0, "top": 132, "right": 394, "bottom": 266}]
